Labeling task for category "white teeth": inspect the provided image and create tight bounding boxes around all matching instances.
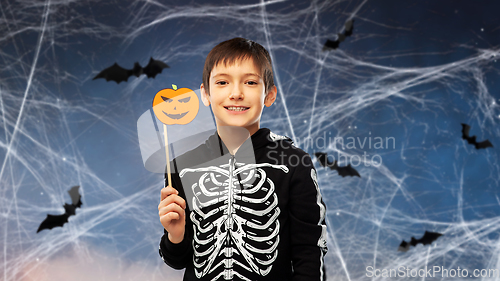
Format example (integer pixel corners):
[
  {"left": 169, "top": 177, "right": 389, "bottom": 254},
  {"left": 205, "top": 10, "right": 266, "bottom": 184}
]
[{"left": 226, "top": 107, "right": 248, "bottom": 111}]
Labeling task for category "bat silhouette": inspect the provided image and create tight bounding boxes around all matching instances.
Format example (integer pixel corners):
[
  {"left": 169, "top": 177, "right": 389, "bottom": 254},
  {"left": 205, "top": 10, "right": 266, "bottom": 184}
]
[
  {"left": 323, "top": 19, "right": 354, "bottom": 50},
  {"left": 93, "top": 57, "right": 169, "bottom": 84},
  {"left": 461, "top": 123, "right": 493, "bottom": 149},
  {"left": 398, "top": 231, "right": 443, "bottom": 252},
  {"left": 314, "top": 152, "right": 361, "bottom": 177},
  {"left": 37, "top": 186, "right": 82, "bottom": 233}
]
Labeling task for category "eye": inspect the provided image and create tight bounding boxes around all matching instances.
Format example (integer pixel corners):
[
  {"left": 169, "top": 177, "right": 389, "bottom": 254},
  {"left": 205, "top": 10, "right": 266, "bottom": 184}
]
[
  {"left": 216, "top": 81, "right": 228, "bottom": 86},
  {"left": 178, "top": 96, "right": 191, "bottom": 103},
  {"left": 246, "top": 81, "right": 258, "bottom": 85},
  {"left": 161, "top": 96, "right": 172, "bottom": 103}
]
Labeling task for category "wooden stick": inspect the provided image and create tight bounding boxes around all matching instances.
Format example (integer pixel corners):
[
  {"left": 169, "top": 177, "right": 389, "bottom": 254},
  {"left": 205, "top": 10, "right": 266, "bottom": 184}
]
[{"left": 163, "top": 123, "right": 172, "bottom": 188}]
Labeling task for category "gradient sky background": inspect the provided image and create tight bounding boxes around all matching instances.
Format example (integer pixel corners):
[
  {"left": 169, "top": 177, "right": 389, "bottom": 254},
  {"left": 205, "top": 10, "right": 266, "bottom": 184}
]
[{"left": 2, "top": 0, "right": 500, "bottom": 280}]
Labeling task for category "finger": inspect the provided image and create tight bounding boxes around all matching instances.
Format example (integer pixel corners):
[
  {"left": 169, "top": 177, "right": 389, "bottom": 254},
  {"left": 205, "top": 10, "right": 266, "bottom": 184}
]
[
  {"left": 161, "top": 186, "right": 179, "bottom": 201},
  {"left": 160, "top": 211, "right": 179, "bottom": 222},
  {"left": 160, "top": 212, "right": 184, "bottom": 229},
  {"left": 159, "top": 202, "right": 186, "bottom": 217},
  {"left": 161, "top": 186, "right": 178, "bottom": 201},
  {"left": 160, "top": 212, "right": 179, "bottom": 226},
  {"left": 167, "top": 212, "right": 180, "bottom": 220},
  {"left": 158, "top": 194, "right": 186, "bottom": 210},
  {"left": 159, "top": 209, "right": 185, "bottom": 225}
]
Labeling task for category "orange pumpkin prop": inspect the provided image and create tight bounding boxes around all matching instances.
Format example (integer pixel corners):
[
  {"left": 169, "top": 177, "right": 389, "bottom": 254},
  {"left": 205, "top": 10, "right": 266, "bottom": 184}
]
[
  {"left": 152, "top": 85, "right": 199, "bottom": 125},
  {"left": 152, "top": 84, "right": 199, "bottom": 188}
]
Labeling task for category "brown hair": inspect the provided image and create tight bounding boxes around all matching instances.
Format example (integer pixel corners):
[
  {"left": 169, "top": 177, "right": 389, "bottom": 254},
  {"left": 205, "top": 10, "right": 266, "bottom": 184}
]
[{"left": 202, "top": 37, "right": 275, "bottom": 95}]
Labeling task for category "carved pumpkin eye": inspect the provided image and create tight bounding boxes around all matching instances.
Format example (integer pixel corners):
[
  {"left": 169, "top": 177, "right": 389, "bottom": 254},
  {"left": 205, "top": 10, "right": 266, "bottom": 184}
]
[
  {"left": 178, "top": 96, "right": 191, "bottom": 103},
  {"left": 161, "top": 96, "right": 172, "bottom": 103}
]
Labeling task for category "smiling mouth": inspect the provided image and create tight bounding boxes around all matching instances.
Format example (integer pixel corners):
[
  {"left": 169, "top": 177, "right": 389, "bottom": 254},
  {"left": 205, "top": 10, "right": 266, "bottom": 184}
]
[
  {"left": 162, "top": 110, "right": 188, "bottom": 119},
  {"left": 224, "top": 106, "right": 250, "bottom": 112}
]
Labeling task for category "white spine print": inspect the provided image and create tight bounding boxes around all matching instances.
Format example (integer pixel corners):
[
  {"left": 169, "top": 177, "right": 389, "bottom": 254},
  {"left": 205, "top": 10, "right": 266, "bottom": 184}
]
[{"left": 180, "top": 160, "right": 289, "bottom": 280}]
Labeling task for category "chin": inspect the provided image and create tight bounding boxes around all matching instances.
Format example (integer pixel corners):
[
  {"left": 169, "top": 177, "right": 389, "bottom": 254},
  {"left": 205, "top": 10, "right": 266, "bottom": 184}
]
[
  {"left": 224, "top": 123, "right": 249, "bottom": 128},
  {"left": 217, "top": 121, "right": 253, "bottom": 129}
]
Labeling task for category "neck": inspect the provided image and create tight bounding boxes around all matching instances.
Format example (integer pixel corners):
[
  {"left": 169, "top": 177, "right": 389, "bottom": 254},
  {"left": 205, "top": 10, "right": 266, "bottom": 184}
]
[{"left": 217, "top": 126, "right": 252, "bottom": 155}]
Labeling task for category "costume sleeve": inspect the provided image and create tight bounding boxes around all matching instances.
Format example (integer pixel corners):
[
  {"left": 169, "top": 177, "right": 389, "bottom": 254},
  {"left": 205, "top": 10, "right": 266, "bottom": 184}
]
[
  {"left": 159, "top": 171, "right": 193, "bottom": 270},
  {"left": 289, "top": 153, "right": 328, "bottom": 281}
]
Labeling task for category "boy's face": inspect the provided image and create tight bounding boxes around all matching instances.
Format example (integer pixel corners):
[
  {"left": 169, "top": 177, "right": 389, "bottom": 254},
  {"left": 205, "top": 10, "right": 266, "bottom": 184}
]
[{"left": 201, "top": 58, "right": 276, "bottom": 135}]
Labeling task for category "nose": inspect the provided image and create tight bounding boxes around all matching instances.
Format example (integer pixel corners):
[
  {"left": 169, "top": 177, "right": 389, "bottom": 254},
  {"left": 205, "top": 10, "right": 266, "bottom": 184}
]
[{"left": 229, "top": 84, "right": 243, "bottom": 100}]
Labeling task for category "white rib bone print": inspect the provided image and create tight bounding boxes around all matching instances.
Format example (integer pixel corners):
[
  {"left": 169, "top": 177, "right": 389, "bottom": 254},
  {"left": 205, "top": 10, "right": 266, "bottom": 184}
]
[{"left": 179, "top": 159, "right": 289, "bottom": 280}]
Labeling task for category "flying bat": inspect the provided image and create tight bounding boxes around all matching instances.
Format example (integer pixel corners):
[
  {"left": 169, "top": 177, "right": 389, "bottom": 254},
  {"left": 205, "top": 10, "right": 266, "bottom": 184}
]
[
  {"left": 461, "top": 123, "right": 493, "bottom": 149},
  {"left": 323, "top": 39, "right": 340, "bottom": 50},
  {"left": 314, "top": 152, "right": 361, "bottom": 177},
  {"left": 344, "top": 19, "right": 354, "bottom": 36},
  {"left": 323, "top": 19, "right": 355, "bottom": 50},
  {"left": 93, "top": 57, "right": 169, "bottom": 84},
  {"left": 37, "top": 186, "right": 82, "bottom": 233},
  {"left": 398, "top": 231, "right": 443, "bottom": 252}
]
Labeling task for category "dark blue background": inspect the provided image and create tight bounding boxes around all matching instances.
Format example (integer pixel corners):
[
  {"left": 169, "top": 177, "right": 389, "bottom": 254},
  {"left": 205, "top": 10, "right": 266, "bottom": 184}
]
[{"left": 1, "top": 0, "right": 499, "bottom": 280}]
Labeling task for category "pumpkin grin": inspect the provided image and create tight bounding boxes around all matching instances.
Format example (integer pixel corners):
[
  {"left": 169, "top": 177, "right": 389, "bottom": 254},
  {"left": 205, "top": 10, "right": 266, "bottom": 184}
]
[{"left": 162, "top": 110, "right": 189, "bottom": 120}]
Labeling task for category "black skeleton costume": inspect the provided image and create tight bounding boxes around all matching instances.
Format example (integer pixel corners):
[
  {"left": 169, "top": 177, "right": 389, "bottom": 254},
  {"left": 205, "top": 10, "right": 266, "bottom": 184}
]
[{"left": 159, "top": 128, "right": 328, "bottom": 281}]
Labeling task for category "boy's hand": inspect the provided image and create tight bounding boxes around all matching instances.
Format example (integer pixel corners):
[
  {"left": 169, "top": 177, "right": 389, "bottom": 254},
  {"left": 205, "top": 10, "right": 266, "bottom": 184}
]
[{"left": 158, "top": 186, "right": 186, "bottom": 244}]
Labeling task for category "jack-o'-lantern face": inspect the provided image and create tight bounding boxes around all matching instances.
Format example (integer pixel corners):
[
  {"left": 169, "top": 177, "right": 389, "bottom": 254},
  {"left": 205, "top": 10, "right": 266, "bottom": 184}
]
[{"left": 152, "top": 85, "right": 199, "bottom": 125}]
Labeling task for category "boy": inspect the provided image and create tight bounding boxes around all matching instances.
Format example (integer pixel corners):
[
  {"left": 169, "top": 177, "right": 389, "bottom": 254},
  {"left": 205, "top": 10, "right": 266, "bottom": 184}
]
[{"left": 158, "top": 37, "right": 328, "bottom": 280}]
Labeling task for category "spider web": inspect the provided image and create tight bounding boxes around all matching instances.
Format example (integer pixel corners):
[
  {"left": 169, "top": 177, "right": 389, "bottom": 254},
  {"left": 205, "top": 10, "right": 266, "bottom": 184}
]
[{"left": 1, "top": 0, "right": 500, "bottom": 280}]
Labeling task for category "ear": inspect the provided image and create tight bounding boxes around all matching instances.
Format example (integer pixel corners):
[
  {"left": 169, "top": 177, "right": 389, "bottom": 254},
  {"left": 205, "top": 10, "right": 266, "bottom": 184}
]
[
  {"left": 200, "top": 83, "right": 211, "bottom": 106},
  {"left": 264, "top": 86, "right": 277, "bottom": 107}
]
